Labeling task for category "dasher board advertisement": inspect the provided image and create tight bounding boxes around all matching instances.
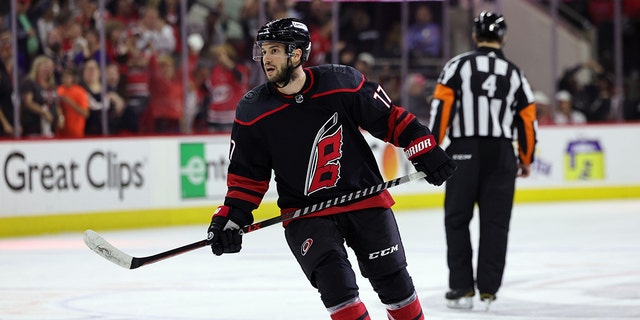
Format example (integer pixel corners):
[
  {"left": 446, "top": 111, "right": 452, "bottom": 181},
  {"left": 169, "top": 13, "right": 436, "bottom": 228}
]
[{"left": 1, "top": 139, "right": 152, "bottom": 216}]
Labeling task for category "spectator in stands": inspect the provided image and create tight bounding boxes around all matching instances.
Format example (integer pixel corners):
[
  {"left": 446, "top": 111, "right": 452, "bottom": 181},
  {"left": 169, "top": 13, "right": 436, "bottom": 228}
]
[
  {"left": 202, "top": 5, "right": 228, "bottom": 49},
  {"left": 407, "top": 4, "right": 441, "bottom": 58},
  {"left": 35, "top": 2, "right": 56, "bottom": 53},
  {"left": 158, "top": 0, "right": 180, "bottom": 27},
  {"left": 534, "top": 91, "right": 554, "bottom": 125},
  {"left": 43, "top": 24, "right": 68, "bottom": 84},
  {"left": 403, "top": 72, "right": 431, "bottom": 125},
  {"left": 63, "top": 20, "right": 89, "bottom": 66},
  {"left": 0, "top": 29, "right": 17, "bottom": 137},
  {"left": 184, "top": 34, "right": 207, "bottom": 133},
  {"left": 20, "top": 55, "right": 62, "bottom": 137},
  {"left": 206, "top": 43, "right": 248, "bottom": 133},
  {"left": 80, "top": 59, "right": 125, "bottom": 135},
  {"left": 354, "top": 52, "right": 375, "bottom": 81},
  {"left": 146, "top": 54, "right": 184, "bottom": 133},
  {"left": 190, "top": 59, "right": 213, "bottom": 133},
  {"left": 303, "top": 0, "right": 332, "bottom": 28},
  {"left": 377, "top": 62, "right": 401, "bottom": 103},
  {"left": 158, "top": 0, "right": 183, "bottom": 54},
  {"left": 74, "top": 0, "right": 100, "bottom": 30},
  {"left": 298, "top": 0, "right": 332, "bottom": 66},
  {"left": 239, "top": 0, "right": 260, "bottom": 48},
  {"left": 339, "top": 5, "right": 379, "bottom": 56},
  {"left": 15, "top": 0, "right": 53, "bottom": 74},
  {"left": 382, "top": 21, "right": 402, "bottom": 58},
  {"left": 187, "top": 33, "right": 205, "bottom": 80},
  {"left": 307, "top": 17, "right": 332, "bottom": 66},
  {"left": 584, "top": 73, "right": 614, "bottom": 122},
  {"left": 266, "top": 0, "right": 301, "bottom": 21},
  {"left": 338, "top": 44, "right": 357, "bottom": 67},
  {"left": 239, "top": 0, "right": 265, "bottom": 90},
  {"left": 107, "top": 0, "right": 139, "bottom": 28},
  {"left": 118, "top": 25, "right": 151, "bottom": 133},
  {"left": 557, "top": 60, "right": 606, "bottom": 119},
  {"left": 56, "top": 67, "right": 89, "bottom": 138},
  {"left": 624, "top": 70, "right": 640, "bottom": 120},
  {"left": 105, "top": 20, "right": 128, "bottom": 65},
  {"left": 137, "top": 6, "right": 176, "bottom": 56},
  {"left": 72, "top": 28, "right": 108, "bottom": 68},
  {"left": 105, "top": 63, "right": 125, "bottom": 102},
  {"left": 553, "top": 90, "right": 586, "bottom": 125}
]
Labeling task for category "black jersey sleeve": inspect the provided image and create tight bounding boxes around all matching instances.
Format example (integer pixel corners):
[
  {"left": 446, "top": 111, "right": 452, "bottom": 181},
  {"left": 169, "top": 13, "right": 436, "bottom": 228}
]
[
  {"left": 332, "top": 66, "right": 431, "bottom": 147},
  {"left": 223, "top": 89, "right": 274, "bottom": 214}
]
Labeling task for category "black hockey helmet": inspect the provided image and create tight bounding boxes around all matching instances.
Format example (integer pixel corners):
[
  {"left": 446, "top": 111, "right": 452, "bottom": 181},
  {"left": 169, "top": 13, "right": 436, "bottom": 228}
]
[
  {"left": 473, "top": 11, "right": 507, "bottom": 42},
  {"left": 253, "top": 18, "right": 311, "bottom": 63}
]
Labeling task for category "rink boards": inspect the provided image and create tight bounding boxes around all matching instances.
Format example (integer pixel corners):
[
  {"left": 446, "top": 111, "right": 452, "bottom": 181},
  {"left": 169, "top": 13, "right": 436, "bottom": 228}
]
[{"left": 1, "top": 124, "right": 639, "bottom": 237}]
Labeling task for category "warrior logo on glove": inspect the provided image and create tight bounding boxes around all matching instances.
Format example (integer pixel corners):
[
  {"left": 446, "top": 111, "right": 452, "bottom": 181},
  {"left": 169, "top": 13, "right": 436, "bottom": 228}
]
[
  {"left": 404, "top": 136, "right": 436, "bottom": 159},
  {"left": 405, "top": 135, "right": 457, "bottom": 186}
]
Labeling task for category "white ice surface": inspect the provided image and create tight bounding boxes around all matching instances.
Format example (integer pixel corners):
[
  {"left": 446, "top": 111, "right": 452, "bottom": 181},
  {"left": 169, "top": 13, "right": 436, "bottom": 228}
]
[{"left": 1, "top": 199, "right": 639, "bottom": 319}]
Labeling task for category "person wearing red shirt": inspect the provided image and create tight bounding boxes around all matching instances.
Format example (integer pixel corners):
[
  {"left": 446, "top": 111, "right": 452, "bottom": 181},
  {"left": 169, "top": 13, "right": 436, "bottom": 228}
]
[
  {"left": 207, "top": 43, "right": 249, "bottom": 133},
  {"left": 146, "top": 53, "right": 184, "bottom": 133}
]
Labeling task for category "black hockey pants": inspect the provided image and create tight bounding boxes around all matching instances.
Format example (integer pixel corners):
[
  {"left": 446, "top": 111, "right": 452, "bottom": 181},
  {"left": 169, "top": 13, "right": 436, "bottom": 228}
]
[
  {"left": 284, "top": 208, "right": 415, "bottom": 308},
  {"left": 444, "top": 137, "right": 517, "bottom": 295}
]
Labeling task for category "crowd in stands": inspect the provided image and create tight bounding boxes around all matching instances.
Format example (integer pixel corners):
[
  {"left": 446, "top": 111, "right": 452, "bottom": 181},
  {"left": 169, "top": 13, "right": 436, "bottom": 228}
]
[
  {"left": 535, "top": 60, "right": 619, "bottom": 126},
  {"left": 0, "top": 0, "right": 638, "bottom": 139}
]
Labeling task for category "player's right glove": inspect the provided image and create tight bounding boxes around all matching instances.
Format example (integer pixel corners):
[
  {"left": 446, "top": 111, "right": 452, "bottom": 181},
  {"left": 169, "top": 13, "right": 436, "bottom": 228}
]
[
  {"left": 404, "top": 135, "right": 457, "bottom": 186},
  {"left": 207, "top": 205, "right": 254, "bottom": 256}
]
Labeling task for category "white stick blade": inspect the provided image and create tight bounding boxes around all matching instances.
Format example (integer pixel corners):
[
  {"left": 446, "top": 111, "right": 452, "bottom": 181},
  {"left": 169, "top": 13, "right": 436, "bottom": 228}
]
[
  {"left": 83, "top": 230, "right": 133, "bottom": 269},
  {"left": 410, "top": 171, "right": 426, "bottom": 180}
]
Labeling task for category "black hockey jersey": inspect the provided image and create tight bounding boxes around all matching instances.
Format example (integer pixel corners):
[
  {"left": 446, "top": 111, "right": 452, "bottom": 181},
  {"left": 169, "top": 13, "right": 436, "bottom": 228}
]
[{"left": 224, "top": 64, "right": 431, "bottom": 218}]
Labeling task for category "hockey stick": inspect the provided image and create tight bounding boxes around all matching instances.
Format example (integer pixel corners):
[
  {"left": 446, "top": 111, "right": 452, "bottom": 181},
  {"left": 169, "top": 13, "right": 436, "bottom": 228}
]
[{"left": 83, "top": 171, "right": 426, "bottom": 269}]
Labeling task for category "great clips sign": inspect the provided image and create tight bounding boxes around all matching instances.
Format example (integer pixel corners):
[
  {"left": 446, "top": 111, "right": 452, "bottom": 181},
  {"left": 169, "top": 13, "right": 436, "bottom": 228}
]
[{"left": 0, "top": 139, "right": 151, "bottom": 216}]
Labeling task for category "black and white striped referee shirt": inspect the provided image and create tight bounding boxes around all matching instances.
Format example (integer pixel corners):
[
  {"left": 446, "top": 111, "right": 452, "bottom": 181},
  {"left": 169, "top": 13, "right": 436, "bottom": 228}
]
[{"left": 428, "top": 46, "right": 537, "bottom": 166}]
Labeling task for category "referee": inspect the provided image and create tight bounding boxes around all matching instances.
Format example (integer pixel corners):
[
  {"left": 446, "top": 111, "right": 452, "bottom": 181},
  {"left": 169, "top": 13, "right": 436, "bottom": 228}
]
[{"left": 428, "top": 11, "right": 537, "bottom": 310}]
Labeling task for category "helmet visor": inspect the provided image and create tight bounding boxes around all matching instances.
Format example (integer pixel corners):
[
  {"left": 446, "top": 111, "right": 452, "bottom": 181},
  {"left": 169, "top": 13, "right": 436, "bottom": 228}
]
[
  {"left": 252, "top": 42, "right": 263, "bottom": 61},
  {"left": 252, "top": 41, "right": 294, "bottom": 62}
]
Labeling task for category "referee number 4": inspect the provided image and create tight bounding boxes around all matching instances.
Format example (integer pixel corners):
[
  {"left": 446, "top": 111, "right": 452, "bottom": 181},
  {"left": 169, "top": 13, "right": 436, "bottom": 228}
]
[{"left": 481, "top": 75, "right": 498, "bottom": 97}]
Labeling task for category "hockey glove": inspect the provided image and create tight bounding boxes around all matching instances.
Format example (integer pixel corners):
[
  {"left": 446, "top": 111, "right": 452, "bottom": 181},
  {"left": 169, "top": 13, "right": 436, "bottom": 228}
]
[
  {"left": 404, "top": 135, "right": 457, "bottom": 186},
  {"left": 207, "top": 205, "right": 254, "bottom": 256}
]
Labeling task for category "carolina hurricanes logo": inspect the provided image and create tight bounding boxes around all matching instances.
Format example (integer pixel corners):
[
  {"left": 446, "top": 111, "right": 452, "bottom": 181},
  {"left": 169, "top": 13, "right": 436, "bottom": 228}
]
[
  {"left": 305, "top": 113, "right": 343, "bottom": 195},
  {"left": 301, "top": 238, "right": 313, "bottom": 256}
]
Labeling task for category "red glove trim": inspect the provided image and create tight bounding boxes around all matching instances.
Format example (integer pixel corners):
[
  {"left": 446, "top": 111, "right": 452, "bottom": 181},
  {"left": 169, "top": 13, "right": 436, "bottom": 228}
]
[
  {"left": 404, "top": 135, "right": 436, "bottom": 160},
  {"left": 212, "top": 205, "right": 230, "bottom": 219}
]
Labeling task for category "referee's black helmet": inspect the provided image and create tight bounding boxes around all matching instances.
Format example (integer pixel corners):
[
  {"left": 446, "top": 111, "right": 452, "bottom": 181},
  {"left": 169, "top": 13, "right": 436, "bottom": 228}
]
[
  {"left": 254, "top": 18, "right": 311, "bottom": 62},
  {"left": 473, "top": 11, "right": 507, "bottom": 42}
]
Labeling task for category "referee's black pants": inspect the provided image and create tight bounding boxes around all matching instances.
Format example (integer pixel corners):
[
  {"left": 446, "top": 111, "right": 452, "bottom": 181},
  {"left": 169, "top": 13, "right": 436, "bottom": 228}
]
[{"left": 444, "top": 137, "right": 517, "bottom": 295}]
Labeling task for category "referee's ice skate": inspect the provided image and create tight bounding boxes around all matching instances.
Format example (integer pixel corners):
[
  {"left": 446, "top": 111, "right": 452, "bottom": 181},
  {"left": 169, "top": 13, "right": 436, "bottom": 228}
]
[
  {"left": 445, "top": 289, "right": 475, "bottom": 309},
  {"left": 480, "top": 293, "right": 496, "bottom": 311}
]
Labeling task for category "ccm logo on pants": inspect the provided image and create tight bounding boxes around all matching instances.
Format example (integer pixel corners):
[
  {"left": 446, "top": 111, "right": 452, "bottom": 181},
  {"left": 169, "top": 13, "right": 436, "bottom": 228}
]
[{"left": 368, "top": 244, "right": 399, "bottom": 259}]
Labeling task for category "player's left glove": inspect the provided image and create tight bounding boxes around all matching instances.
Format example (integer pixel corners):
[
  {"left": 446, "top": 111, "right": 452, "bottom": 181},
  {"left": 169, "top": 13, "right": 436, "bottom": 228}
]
[
  {"left": 404, "top": 135, "right": 457, "bottom": 186},
  {"left": 207, "top": 206, "right": 254, "bottom": 256}
]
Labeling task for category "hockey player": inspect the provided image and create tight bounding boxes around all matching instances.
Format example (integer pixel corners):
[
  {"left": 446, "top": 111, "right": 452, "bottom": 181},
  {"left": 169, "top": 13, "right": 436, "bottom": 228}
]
[
  {"left": 205, "top": 18, "right": 457, "bottom": 319},
  {"left": 428, "top": 11, "right": 537, "bottom": 310}
]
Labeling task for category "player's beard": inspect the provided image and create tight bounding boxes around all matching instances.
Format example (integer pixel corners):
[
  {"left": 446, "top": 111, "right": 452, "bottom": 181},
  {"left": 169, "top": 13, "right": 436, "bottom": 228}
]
[{"left": 268, "top": 60, "right": 293, "bottom": 86}]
